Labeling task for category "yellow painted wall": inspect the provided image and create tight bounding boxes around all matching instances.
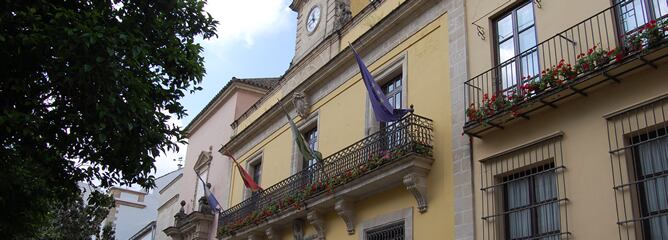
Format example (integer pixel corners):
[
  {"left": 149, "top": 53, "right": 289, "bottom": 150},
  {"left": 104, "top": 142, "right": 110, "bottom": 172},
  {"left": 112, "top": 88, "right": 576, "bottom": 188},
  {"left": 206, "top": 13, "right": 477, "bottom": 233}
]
[
  {"left": 227, "top": 11, "right": 454, "bottom": 240},
  {"left": 465, "top": 0, "right": 611, "bottom": 76},
  {"left": 465, "top": 0, "right": 668, "bottom": 239},
  {"left": 350, "top": 0, "right": 367, "bottom": 16},
  {"left": 340, "top": 0, "right": 406, "bottom": 50}
]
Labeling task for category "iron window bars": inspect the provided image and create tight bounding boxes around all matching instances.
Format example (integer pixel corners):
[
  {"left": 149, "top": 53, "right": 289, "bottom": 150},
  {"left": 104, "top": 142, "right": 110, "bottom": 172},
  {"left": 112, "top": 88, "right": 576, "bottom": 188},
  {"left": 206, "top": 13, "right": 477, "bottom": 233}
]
[
  {"left": 479, "top": 133, "right": 569, "bottom": 240},
  {"left": 366, "top": 221, "right": 406, "bottom": 240},
  {"left": 218, "top": 113, "right": 433, "bottom": 237},
  {"left": 607, "top": 95, "right": 668, "bottom": 240},
  {"left": 464, "top": 0, "right": 668, "bottom": 136}
]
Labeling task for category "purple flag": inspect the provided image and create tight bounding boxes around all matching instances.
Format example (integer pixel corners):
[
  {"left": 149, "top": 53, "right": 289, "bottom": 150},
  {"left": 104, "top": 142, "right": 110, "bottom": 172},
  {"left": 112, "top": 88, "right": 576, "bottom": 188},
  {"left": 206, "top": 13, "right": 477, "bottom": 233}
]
[{"left": 351, "top": 45, "right": 412, "bottom": 122}]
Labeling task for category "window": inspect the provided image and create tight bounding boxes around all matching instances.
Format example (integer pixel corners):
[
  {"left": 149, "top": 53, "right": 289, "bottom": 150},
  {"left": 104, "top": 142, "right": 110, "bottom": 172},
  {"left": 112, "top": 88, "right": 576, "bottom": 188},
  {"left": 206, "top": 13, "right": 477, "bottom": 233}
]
[
  {"left": 360, "top": 208, "right": 412, "bottom": 240},
  {"left": 618, "top": 0, "right": 668, "bottom": 34},
  {"left": 494, "top": 1, "right": 539, "bottom": 92},
  {"left": 365, "top": 55, "right": 406, "bottom": 136},
  {"left": 381, "top": 76, "right": 405, "bottom": 149},
  {"left": 479, "top": 134, "right": 568, "bottom": 240},
  {"left": 383, "top": 75, "right": 403, "bottom": 112},
  {"left": 251, "top": 160, "right": 262, "bottom": 186},
  {"left": 503, "top": 163, "right": 560, "bottom": 240},
  {"left": 631, "top": 128, "right": 668, "bottom": 239},
  {"left": 606, "top": 96, "right": 668, "bottom": 240},
  {"left": 366, "top": 221, "right": 405, "bottom": 240},
  {"left": 243, "top": 156, "right": 263, "bottom": 200},
  {"left": 303, "top": 127, "right": 319, "bottom": 170}
]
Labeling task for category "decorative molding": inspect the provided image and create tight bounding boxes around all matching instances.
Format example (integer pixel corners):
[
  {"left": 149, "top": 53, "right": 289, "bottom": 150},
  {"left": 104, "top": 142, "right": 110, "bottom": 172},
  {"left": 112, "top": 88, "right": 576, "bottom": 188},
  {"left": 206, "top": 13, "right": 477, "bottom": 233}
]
[
  {"left": 335, "top": 198, "right": 355, "bottom": 235},
  {"left": 194, "top": 147, "right": 213, "bottom": 171},
  {"left": 359, "top": 208, "right": 413, "bottom": 240},
  {"left": 403, "top": 173, "right": 428, "bottom": 213},
  {"left": 293, "top": 218, "right": 306, "bottom": 240},
  {"left": 333, "top": 0, "right": 352, "bottom": 31},
  {"left": 307, "top": 210, "right": 326, "bottom": 239},
  {"left": 164, "top": 201, "right": 215, "bottom": 240},
  {"left": 293, "top": 91, "right": 311, "bottom": 119},
  {"left": 265, "top": 227, "right": 278, "bottom": 240}
]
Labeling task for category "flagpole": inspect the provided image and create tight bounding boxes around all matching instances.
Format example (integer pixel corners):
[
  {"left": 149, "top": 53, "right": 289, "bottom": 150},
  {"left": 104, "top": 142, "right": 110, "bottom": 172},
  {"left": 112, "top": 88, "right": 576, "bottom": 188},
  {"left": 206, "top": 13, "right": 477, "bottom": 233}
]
[{"left": 279, "top": 102, "right": 329, "bottom": 179}]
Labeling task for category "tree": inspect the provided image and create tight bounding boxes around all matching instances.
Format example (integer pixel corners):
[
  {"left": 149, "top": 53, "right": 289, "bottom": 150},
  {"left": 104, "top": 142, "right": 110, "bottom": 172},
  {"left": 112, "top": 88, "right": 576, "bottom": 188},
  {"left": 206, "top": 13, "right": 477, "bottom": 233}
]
[
  {"left": 99, "top": 222, "right": 116, "bottom": 240},
  {"left": 0, "top": 1, "right": 217, "bottom": 238},
  {"left": 36, "top": 190, "right": 114, "bottom": 240}
]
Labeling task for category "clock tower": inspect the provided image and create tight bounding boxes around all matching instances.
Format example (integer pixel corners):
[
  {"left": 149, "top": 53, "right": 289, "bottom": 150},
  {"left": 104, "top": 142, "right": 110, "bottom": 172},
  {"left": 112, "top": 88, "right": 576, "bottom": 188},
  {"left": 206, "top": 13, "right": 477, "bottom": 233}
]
[{"left": 290, "top": 0, "right": 351, "bottom": 63}]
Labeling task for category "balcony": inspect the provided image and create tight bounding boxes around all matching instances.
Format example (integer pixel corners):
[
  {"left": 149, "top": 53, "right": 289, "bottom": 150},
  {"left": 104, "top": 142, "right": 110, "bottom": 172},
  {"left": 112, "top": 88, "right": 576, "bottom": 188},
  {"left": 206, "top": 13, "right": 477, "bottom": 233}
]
[
  {"left": 218, "top": 113, "right": 434, "bottom": 239},
  {"left": 464, "top": 1, "right": 668, "bottom": 137}
]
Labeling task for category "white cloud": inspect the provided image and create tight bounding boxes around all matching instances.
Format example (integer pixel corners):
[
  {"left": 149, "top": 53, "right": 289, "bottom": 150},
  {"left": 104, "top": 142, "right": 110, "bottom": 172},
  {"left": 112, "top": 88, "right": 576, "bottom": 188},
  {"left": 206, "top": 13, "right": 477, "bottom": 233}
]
[{"left": 204, "top": 0, "right": 292, "bottom": 47}]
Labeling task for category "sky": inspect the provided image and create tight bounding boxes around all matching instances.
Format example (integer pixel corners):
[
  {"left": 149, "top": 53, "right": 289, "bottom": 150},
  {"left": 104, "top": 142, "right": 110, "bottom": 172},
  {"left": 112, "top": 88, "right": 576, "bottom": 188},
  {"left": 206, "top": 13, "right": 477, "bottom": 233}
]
[{"left": 151, "top": 0, "right": 297, "bottom": 177}]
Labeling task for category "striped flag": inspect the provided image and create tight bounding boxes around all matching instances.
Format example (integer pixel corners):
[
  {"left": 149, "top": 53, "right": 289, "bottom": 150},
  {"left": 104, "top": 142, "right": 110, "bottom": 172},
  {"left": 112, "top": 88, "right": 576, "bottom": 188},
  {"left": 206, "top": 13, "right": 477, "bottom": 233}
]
[
  {"left": 223, "top": 152, "right": 263, "bottom": 192},
  {"left": 196, "top": 173, "right": 221, "bottom": 214},
  {"left": 281, "top": 106, "right": 323, "bottom": 163}
]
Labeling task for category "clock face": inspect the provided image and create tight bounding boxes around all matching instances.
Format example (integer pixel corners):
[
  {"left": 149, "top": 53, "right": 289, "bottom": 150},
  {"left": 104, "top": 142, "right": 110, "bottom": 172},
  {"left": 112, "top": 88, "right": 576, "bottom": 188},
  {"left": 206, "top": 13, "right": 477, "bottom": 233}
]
[{"left": 306, "top": 6, "right": 321, "bottom": 33}]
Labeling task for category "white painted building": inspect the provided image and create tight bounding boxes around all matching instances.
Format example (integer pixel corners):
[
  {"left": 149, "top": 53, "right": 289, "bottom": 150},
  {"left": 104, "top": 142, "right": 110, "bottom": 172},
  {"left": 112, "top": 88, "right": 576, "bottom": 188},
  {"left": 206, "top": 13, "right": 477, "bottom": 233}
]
[{"left": 103, "top": 168, "right": 183, "bottom": 240}]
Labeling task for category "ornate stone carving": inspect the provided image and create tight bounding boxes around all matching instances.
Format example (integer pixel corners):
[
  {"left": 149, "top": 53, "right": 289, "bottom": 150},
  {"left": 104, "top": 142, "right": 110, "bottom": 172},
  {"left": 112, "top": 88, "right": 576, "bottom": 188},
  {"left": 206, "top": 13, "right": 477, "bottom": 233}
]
[
  {"left": 334, "top": 0, "right": 352, "bottom": 31},
  {"left": 265, "top": 227, "right": 278, "bottom": 240},
  {"left": 403, "top": 173, "right": 429, "bottom": 213},
  {"left": 335, "top": 199, "right": 355, "bottom": 235},
  {"left": 292, "top": 91, "right": 310, "bottom": 119},
  {"left": 174, "top": 200, "right": 187, "bottom": 225},
  {"left": 293, "top": 219, "right": 305, "bottom": 240},
  {"left": 307, "top": 210, "right": 326, "bottom": 239},
  {"left": 198, "top": 196, "right": 211, "bottom": 213}
]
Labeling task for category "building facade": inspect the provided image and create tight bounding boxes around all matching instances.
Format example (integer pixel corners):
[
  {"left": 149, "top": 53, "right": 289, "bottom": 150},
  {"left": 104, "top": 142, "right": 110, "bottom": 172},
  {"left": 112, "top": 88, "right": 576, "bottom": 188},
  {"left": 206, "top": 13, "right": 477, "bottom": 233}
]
[
  {"left": 104, "top": 169, "right": 182, "bottom": 240},
  {"left": 463, "top": 0, "right": 668, "bottom": 239},
  {"left": 156, "top": 168, "right": 184, "bottom": 240},
  {"left": 216, "top": 0, "right": 469, "bottom": 239},
  {"left": 164, "top": 77, "right": 278, "bottom": 240}
]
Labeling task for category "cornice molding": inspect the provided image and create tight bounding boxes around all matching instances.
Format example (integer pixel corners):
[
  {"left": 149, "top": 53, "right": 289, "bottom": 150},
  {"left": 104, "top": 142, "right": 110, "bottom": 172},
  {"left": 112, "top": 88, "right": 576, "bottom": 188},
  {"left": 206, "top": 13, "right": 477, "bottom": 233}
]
[{"left": 185, "top": 81, "right": 272, "bottom": 137}]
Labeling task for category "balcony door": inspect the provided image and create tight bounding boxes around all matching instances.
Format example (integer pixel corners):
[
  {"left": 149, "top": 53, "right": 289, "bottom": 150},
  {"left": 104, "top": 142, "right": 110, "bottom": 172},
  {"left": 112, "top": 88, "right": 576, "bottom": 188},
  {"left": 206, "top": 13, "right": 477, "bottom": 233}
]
[
  {"left": 618, "top": 0, "right": 668, "bottom": 34},
  {"left": 494, "top": 1, "right": 539, "bottom": 93},
  {"left": 380, "top": 76, "right": 404, "bottom": 151}
]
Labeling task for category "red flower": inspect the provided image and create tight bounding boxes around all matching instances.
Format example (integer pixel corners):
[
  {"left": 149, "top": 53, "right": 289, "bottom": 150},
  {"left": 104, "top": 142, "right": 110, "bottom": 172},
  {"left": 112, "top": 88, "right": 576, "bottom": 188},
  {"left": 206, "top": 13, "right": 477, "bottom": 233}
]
[{"left": 615, "top": 53, "right": 624, "bottom": 63}]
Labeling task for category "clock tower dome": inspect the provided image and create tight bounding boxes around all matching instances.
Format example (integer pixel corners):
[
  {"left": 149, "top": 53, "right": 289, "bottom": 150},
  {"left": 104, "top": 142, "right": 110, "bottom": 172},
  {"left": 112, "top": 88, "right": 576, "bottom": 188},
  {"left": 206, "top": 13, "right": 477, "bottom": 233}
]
[{"left": 290, "top": 0, "right": 351, "bottom": 63}]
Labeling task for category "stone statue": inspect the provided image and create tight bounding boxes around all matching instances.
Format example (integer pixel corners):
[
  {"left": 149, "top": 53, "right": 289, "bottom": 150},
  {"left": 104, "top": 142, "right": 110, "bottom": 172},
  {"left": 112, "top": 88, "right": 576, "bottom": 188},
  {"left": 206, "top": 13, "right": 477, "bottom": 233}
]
[
  {"left": 334, "top": 0, "right": 352, "bottom": 31},
  {"left": 292, "top": 91, "right": 310, "bottom": 119},
  {"left": 174, "top": 200, "right": 187, "bottom": 225}
]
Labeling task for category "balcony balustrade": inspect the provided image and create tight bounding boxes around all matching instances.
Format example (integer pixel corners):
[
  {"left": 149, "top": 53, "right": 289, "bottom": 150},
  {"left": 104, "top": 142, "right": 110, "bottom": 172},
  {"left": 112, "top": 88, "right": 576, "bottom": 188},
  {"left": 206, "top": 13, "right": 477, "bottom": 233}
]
[
  {"left": 464, "top": 0, "right": 668, "bottom": 136},
  {"left": 218, "top": 113, "right": 434, "bottom": 239}
]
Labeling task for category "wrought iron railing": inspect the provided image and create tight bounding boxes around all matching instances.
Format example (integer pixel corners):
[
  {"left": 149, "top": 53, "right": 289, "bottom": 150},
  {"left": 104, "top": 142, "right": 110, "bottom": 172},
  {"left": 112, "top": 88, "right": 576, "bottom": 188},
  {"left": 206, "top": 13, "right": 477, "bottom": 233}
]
[
  {"left": 218, "top": 113, "right": 433, "bottom": 236},
  {"left": 607, "top": 95, "right": 668, "bottom": 240},
  {"left": 465, "top": 0, "right": 668, "bottom": 131}
]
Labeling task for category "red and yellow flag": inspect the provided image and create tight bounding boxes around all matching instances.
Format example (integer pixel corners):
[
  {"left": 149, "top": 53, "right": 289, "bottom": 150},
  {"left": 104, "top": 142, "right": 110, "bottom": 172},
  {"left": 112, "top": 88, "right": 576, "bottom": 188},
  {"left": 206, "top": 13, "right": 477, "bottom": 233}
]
[{"left": 223, "top": 152, "right": 262, "bottom": 192}]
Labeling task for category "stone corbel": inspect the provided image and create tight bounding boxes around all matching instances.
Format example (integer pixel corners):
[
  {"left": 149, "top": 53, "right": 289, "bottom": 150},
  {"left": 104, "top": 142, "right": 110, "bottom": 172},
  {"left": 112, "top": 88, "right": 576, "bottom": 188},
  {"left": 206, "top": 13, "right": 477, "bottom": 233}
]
[
  {"left": 247, "top": 233, "right": 261, "bottom": 240},
  {"left": 265, "top": 227, "right": 278, "bottom": 240},
  {"left": 307, "top": 210, "right": 326, "bottom": 239},
  {"left": 293, "top": 219, "right": 305, "bottom": 240},
  {"left": 334, "top": 199, "right": 355, "bottom": 235},
  {"left": 403, "top": 173, "right": 429, "bottom": 213}
]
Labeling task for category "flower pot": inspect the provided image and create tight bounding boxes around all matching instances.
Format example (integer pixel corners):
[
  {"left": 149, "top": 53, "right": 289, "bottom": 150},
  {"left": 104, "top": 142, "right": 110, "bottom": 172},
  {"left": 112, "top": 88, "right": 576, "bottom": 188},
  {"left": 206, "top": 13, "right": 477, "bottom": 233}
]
[{"left": 647, "top": 33, "right": 664, "bottom": 49}]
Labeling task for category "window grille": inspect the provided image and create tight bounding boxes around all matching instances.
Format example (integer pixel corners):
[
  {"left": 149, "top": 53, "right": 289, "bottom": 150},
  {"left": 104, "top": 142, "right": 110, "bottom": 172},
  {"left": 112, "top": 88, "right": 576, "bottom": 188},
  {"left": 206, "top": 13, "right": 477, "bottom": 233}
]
[
  {"left": 479, "top": 133, "right": 570, "bottom": 240},
  {"left": 606, "top": 95, "right": 668, "bottom": 240},
  {"left": 366, "top": 221, "right": 405, "bottom": 240}
]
